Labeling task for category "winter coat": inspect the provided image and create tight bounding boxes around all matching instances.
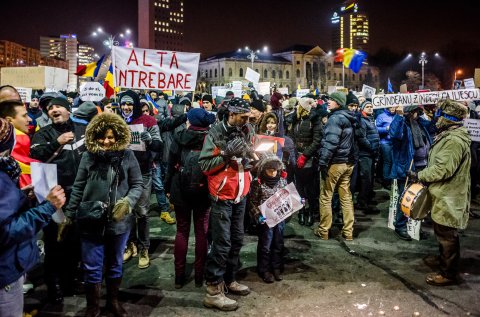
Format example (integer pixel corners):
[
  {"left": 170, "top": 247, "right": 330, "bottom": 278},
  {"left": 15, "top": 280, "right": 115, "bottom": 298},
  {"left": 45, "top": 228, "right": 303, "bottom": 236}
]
[
  {"left": 159, "top": 104, "right": 187, "bottom": 162},
  {"left": 319, "top": 109, "right": 356, "bottom": 167},
  {"left": 199, "top": 120, "right": 255, "bottom": 202},
  {"left": 418, "top": 127, "right": 471, "bottom": 229},
  {"left": 289, "top": 110, "right": 323, "bottom": 165},
  {"left": 0, "top": 171, "right": 56, "bottom": 288},
  {"left": 30, "top": 120, "right": 87, "bottom": 191},
  {"left": 376, "top": 109, "right": 396, "bottom": 144},
  {"left": 129, "top": 114, "right": 163, "bottom": 174},
  {"left": 249, "top": 155, "right": 288, "bottom": 220},
  {"left": 165, "top": 127, "right": 210, "bottom": 209},
  {"left": 65, "top": 113, "right": 143, "bottom": 237},
  {"left": 258, "top": 113, "right": 296, "bottom": 166},
  {"left": 359, "top": 113, "right": 380, "bottom": 157},
  {"left": 389, "top": 115, "right": 433, "bottom": 179}
]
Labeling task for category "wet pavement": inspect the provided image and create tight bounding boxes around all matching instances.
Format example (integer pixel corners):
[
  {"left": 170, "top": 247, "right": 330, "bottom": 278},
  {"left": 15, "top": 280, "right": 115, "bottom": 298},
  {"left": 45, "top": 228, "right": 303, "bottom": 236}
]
[{"left": 26, "top": 186, "right": 480, "bottom": 317}]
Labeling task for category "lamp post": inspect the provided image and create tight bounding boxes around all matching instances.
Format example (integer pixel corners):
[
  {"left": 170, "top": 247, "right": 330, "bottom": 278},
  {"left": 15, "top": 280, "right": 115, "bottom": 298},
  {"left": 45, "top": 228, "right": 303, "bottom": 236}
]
[
  {"left": 238, "top": 46, "right": 268, "bottom": 69},
  {"left": 453, "top": 69, "right": 463, "bottom": 89},
  {"left": 92, "top": 27, "right": 133, "bottom": 51},
  {"left": 418, "top": 52, "right": 428, "bottom": 89}
]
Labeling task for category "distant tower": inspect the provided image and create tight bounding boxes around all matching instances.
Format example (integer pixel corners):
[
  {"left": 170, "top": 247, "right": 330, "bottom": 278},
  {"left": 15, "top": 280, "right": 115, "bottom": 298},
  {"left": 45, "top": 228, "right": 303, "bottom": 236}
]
[
  {"left": 138, "top": 0, "right": 185, "bottom": 50},
  {"left": 331, "top": 1, "right": 369, "bottom": 52}
]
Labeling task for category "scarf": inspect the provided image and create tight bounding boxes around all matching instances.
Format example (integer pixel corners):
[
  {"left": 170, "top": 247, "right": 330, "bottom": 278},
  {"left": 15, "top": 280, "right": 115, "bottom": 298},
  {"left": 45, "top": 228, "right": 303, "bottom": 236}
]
[
  {"left": 261, "top": 173, "right": 281, "bottom": 188},
  {"left": 409, "top": 117, "right": 425, "bottom": 149},
  {"left": 0, "top": 156, "right": 21, "bottom": 185},
  {"left": 122, "top": 111, "right": 133, "bottom": 124},
  {"left": 93, "top": 150, "right": 126, "bottom": 182}
]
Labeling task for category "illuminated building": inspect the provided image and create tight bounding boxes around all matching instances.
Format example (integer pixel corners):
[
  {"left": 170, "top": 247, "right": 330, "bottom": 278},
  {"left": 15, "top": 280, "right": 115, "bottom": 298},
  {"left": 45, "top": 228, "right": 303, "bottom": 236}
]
[
  {"left": 0, "top": 40, "right": 67, "bottom": 69},
  {"left": 138, "top": 0, "right": 185, "bottom": 51},
  {"left": 331, "top": 1, "right": 369, "bottom": 53},
  {"left": 78, "top": 44, "right": 95, "bottom": 66}
]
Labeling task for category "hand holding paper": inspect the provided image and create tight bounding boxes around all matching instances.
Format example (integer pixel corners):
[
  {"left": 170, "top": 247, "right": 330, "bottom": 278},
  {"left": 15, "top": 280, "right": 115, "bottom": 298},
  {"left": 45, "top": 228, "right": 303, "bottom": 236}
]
[{"left": 46, "top": 185, "right": 66, "bottom": 210}]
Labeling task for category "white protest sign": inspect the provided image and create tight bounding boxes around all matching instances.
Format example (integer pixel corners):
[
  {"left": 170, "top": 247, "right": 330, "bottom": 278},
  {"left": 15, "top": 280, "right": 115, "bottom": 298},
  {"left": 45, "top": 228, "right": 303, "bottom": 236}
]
[
  {"left": 216, "top": 88, "right": 242, "bottom": 98},
  {"left": 277, "top": 87, "right": 288, "bottom": 95},
  {"left": 112, "top": 46, "right": 200, "bottom": 91},
  {"left": 296, "top": 89, "right": 310, "bottom": 98},
  {"left": 361, "top": 84, "right": 376, "bottom": 99},
  {"left": 258, "top": 82, "right": 271, "bottom": 96},
  {"left": 387, "top": 179, "right": 421, "bottom": 240},
  {"left": 31, "top": 162, "right": 65, "bottom": 224},
  {"left": 372, "top": 89, "right": 480, "bottom": 109},
  {"left": 16, "top": 87, "right": 32, "bottom": 103},
  {"left": 259, "top": 183, "right": 303, "bottom": 228},
  {"left": 128, "top": 124, "right": 145, "bottom": 151},
  {"left": 464, "top": 78, "right": 476, "bottom": 89},
  {"left": 232, "top": 81, "right": 243, "bottom": 91},
  {"left": 464, "top": 119, "right": 480, "bottom": 142},
  {"left": 211, "top": 86, "right": 225, "bottom": 98},
  {"left": 245, "top": 67, "right": 260, "bottom": 85},
  {"left": 79, "top": 82, "right": 106, "bottom": 102}
]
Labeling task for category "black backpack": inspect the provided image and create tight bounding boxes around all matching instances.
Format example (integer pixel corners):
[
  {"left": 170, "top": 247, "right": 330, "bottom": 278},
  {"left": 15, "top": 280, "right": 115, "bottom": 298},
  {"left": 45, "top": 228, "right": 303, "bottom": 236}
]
[{"left": 179, "top": 147, "right": 207, "bottom": 195}]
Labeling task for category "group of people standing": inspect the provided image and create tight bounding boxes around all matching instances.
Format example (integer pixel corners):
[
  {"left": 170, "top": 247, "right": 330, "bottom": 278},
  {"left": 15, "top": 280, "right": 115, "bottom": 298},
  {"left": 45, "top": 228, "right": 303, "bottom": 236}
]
[{"left": 0, "top": 82, "right": 476, "bottom": 315}]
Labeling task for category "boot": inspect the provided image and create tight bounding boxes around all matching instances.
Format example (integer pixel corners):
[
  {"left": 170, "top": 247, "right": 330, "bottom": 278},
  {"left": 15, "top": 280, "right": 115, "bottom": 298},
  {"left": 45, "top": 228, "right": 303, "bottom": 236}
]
[
  {"left": 85, "top": 283, "right": 101, "bottom": 317},
  {"left": 160, "top": 211, "right": 176, "bottom": 224},
  {"left": 298, "top": 209, "right": 305, "bottom": 226},
  {"left": 123, "top": 242, "right": 137, "bottom": 263},
  {"left": 203, "top": 282, "right": 238, "bottom": 311},
  {"left": 305, "top": 209, "right": 314, "bottom": 227},
  {"left": 47, "top": 280, "right": 64, "bottom": 304},
  {"left": 106, "top": 278, "right": 127, "bottom": 317}
]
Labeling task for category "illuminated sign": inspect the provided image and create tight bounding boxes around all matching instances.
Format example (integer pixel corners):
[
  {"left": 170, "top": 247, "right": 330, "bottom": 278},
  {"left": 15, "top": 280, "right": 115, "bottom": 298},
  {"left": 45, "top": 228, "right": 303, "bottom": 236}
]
[
  {"left": 331, "top": 12, "right": 340, "bottom": 23},
  {"left": 341, "top": 2, "right": 358, "bottom": 13}
]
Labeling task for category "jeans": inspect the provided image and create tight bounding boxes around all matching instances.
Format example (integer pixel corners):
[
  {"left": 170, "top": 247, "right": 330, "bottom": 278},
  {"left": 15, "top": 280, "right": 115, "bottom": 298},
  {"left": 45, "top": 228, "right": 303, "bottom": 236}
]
[
  {"left": 129, "top": 173, "right": 152, "bottom": 251},
  {"left": 0, "top": 275, "right": 24, "bottom": 317},
  {"left": 434, "top": 222, "right": 460, "bottom": 279},
  {"left": 357, "top": 156, "right": 374, "bottom": 206},
  {"left": 318, "top": 163, "right": 355, "bottom": 236},
  {"left": 174, "top": 205, "right": 210, "bottom": 280},
  {"left": 205, "top": 198, "right": 246, "bottom": 285},
  {"left": 395, "top": 178, "right": 408, "bottom": 231},
  {"left": 81, "top": 232, "right": 129, "bottom": 284},
  {"left": 380, "top": 142, "right": 393, "bottom": 181},
  {"left": 151, "top": 164, "right": 170, "bottom": 212},
  {"left": 295, "top": 165, "right": 319, "bottom": 214},
  {"left": 257, "top": 221, "right": 285, "bottom": 274}
]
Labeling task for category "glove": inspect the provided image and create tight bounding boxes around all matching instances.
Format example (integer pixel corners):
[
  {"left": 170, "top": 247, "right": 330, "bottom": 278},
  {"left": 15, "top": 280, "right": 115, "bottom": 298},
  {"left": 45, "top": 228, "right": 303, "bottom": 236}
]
[
  {"left": 296, "top": 154, "right": 308, "bottom": 169},
  {"left": 407, "top": 170, "right": 418, "bottom": 182},
  {"left": 225, "top": 138, "right": 246, "bottom": 158},
  {"left": 320, "top": 165, "right": 328, "bottom": 180},
  {"left": 140, "top": 131, "right": 152, "bottom": 144},
  {"left": 57, "top": 217, "right": 72, "bottom": 242},
  {"left": 258, "top": 215, "right": 267, "bottom": 224},
  {"left": 112, "top": 197, "right": 131, "bottom": 222}
]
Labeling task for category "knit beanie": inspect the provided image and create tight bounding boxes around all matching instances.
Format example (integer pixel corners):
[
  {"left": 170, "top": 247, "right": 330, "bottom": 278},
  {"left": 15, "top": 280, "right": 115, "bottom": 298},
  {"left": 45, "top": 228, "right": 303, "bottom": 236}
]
[
  {"left": 270, "top": 92, "right": 283, "bottom": 110},
  {"left": 202, "top": 94, "right": 213, "bottom": 104},
  {"left": 74, "top": 101, "right": 99, "bottom": 121},
  {"left": 250, "top": 99, "right": 266, "bottom": 112},
  {"left": 47, "top": 97, "right": 72, "bottom": 112},
  {"left": 346, "top": 91, "right": 359, "bottom": 106},
  {"left": 360, "top": 101, "right": 373, "bottom": 110},
  {"left": 120, "top": 95, "right": 135, "bottom": 105},
  {"left": 227, "top": 97, "right": 250, "bottom": 114},
  {"left": 0, "top": 118, "right": 15, "bottom": 153},
  {"left": 299, "top": 97, "right": 315, "bottom": 112},
  {"left": 328, "top": 92, "right": 347, "bottom": 107},
  {"left": 187, "top": 108, "right": 216, "bottom": 128}
]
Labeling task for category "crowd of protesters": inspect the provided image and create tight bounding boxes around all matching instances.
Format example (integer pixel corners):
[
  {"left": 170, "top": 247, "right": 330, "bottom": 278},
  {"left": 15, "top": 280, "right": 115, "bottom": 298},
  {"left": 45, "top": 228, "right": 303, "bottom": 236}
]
[{"left": 0, "top": 82, "right": 478, "bottom": 315}]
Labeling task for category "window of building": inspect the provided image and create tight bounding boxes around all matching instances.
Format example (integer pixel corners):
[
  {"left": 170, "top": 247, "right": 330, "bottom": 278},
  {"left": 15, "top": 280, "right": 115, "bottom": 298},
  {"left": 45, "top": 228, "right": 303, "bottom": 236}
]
[
  {"left": 279, "top": 70, "right": 283, "bottom": 79},
  {"left": 272, "top": 70, "right": 276, "bottom": 78},
  {"left": 264, "top": 69, "right": 268, "bottom": 78},
  {"left": 221, "top": 67, "right": 224, "bottom": 77},
  {"left": 255, "top": 69, "right": 259, "bottom": 73},
  {"left": 286, "top": 71, "right": 289, "bottom": 79},
  {"left": 239, "top": 68, "right": 243, "bottom": 77},
  {"left": 229, "top": 68, "right": 232, "bottom": 77},
  {"left": 327, "top": 72, "right": 331, "bottom": 80},
  {"left": 215, "top": 69, "right": 217, "bottom": 77},
  {"left": 209, "top": 69, "right": 212, "bottom": 78},
  {"left": 334, "top": 73, "right": 337, "bottom": 80},
  {"left": 359, "top": 74, "right": 362, "bottom": 81},
  {"left": 296, "top": 69, "right": 300, "bottom": 78},
  {"left": 352, "top": 74, "right": 355, "bottom": 81},
  {"left": 296, "top": 61, "right": 300, "bottom": 65}
]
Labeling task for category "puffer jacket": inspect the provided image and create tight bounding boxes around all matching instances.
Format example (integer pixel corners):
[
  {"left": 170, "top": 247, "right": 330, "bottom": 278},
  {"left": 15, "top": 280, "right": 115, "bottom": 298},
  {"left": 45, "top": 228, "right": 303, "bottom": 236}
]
[
  {"left": 319, "top": 108, "right": 356, "bottom": 167},
  {"left": 66, "top": 113, "right": 143, "bottom": 237},
  {"left": 359, "top": 113, "right": 380, "bottom": 157},
  {"left": 289, "top": 109, "right": 323, "bottom": 162},
  {"left": 418, "top": 127, "right": 471, "bottom": 229},
  {"left": 0, "top": 171, "right": 56, "bottom": 288},
  {"left": 199, "top": 120, "right": 255, "bottom": 202},
  {"left": 376, "top": 108, "right": 396, "bottom": 144}
]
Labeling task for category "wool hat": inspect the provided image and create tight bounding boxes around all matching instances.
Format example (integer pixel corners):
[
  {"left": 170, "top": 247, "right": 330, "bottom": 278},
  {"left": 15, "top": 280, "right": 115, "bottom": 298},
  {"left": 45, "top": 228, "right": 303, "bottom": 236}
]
[
  {"left": 250, "top": 99, "right": 265, "bottom": 112},
  {"left": 346, "top": 91, "right": 359, "bottom": 106},
  {"left": 328, "top": 92, "right": 347, "bottom": 107},
  {"left": 288, "top": 97, "right": 298, "bottom": 108},
  {"left": 270, "top": 92, "right": 283, "bottom": 110},
  {"left": 39, "top": 92, "right": 65, "bottom": 110},
  {"left": 225, "top": 91, "right": 234, "bottom": 98},
  {"left": 187, "top": 108, "right": 216, "bottom": 128},
  {"left": 48, "top": 97, "right": 72, "bottom": 112},
  {"left": 360, "top": 101, "right": 373, "bottom": 110},
  {"left": 202, "top": 94, "right": 213, "bottom": 103},
  {"left": 227, "top": 97, "right": 250, "bottom": 114},
  {"left": 0, "top": 118, "right": 15, "bottom": 153},
  {"left": 179, "top": 96, "right": 192, "bottom": 106},
  {"left": 74, "top": 101, "right": 99, "bottom": 122},
  {"left": 299, "top": 97, "right": 315, "bottom": 112},
  {"left": 120, "top": 95, "right": 135, "bottom": 105}
]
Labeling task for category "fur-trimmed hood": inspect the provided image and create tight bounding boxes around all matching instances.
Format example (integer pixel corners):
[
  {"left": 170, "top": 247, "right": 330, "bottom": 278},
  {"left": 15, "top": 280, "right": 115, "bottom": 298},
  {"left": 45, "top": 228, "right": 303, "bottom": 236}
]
[
  {"left": 256, "top": 154, "right": 284, "bottom": 176},
  {"left": 85, "top": 113, "right": 131, "bottom": 153}
]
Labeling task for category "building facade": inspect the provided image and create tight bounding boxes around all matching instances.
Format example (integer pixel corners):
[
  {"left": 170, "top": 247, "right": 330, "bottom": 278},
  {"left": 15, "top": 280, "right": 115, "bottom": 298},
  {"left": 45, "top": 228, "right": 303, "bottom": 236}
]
[
  {"left": 197, "top": 45, "right": 380, "bottom": 94},
  {"left": 138, "top": 0, "right": 185, "bottom": 51},
  {"left": 331, "top": 1, "right": 369, "bottom": 53},
  {"left": 78, "top": 44, "right": 95, "bottom": 65},
  {"left": 0, "top": 40, "right": 68, "bottom": 69}
]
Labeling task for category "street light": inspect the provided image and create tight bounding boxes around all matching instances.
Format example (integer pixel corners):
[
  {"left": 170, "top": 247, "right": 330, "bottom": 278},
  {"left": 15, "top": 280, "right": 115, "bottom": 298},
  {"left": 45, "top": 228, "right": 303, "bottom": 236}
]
[
  {"left": 419, "top": 53, "right": 428, "bottom": 89},
  {"left": 92, "top": 26, "right": 132, "bottom": 50},
  {"left": 238, "top": 46, "right": 269, "bottom": 69}
]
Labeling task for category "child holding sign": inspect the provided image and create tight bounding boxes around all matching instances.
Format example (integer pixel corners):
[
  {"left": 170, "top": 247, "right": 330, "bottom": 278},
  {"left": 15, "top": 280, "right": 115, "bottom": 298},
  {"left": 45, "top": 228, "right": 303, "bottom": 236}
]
[{"left": 249, "top": 155, "right": 288, "bottom": 283}]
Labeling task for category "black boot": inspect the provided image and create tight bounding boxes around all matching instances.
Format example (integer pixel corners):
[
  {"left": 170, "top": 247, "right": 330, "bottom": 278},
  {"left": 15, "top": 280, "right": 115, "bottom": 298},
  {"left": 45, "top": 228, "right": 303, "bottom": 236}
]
[
  {"left": 298, "top": 208, "right": 305, "bottom": 226},
  {"left": 47, "top": 280, "right": 64, "bottom": 304},
  {"left": 85, "top": 283, "right": 101, "bottom": 317},
  {"left": 305, "top": 209, "right": 314, "bottom": 227},
  {"left": 106, "top": 278, "right": 127, "bottom": 317}
]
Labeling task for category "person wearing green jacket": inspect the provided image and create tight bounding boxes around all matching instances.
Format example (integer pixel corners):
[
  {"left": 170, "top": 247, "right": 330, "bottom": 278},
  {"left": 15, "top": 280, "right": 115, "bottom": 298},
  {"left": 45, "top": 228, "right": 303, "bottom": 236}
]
[{"left": 411, "top": 99, "right": 471, "bottom": 286}]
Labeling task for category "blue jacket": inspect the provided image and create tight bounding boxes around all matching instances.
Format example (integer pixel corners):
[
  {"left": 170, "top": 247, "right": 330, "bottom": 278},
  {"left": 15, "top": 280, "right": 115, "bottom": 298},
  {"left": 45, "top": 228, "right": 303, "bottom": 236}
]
[
  {"left": 0, "top": 171, "right": 56, "bottom": 288},
  {"left": 376, "top": 109, "right": 396, "bottom": 144},
  {"left": 388, "top": 115, "right": 433, "bottom": 179}
]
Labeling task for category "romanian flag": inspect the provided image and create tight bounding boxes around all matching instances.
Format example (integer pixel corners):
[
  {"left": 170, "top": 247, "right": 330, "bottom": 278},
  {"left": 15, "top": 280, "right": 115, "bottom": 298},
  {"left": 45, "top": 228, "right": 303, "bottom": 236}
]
[
  {"left": 335, "top": 48, "right": 367, "bottom": 73},
  {"left": 145, "top": 92, "right": 159, "bottom": 115},
  {"left": 75, "top": 55, "right": 105, "bottom": 77},
  {"left": 104, "top": 63, "right": 115, "bottom": 98},
  {"left": 11, "top": 129, "right": 39, "bottom": 188}
]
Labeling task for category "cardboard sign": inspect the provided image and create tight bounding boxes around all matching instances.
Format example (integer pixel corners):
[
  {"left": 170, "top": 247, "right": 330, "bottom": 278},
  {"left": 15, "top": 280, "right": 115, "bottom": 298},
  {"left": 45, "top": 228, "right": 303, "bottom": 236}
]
[
  {"left": 232, "top": 81, "right": 243, "bottom": 91},
  {"left": 1, "top": 66, "right": 68, "bottom": 91},
  {"left": 245, "top": 67, "right": 260, "bottom": 85},
  {"left": 259, "top": 182, "right": 303, "bottom": 228},
  {"left": 465, "top": 119, "right": 480, "bottom": 142},
  {"left": 372, "top": 89, "right": 480, "bottom": 109},
  {"left": 128, "top": 124, "right": 145, "bottom": 151},
  {"left": 16, "top": 87, "right": 32, "bottom": 103},
  {"left": 464, "top": 78, "right": 476, "bottom": 89},
  {"left": 79, "top": 82, "right": 106, "bottom": 102},
  {"left": 112, "top": 46, "right": 200, "bottom": 91},
  {"left": 296, "top": 89, "right": 310, "bottom": 98},
  {"left": 217, "top": 88, "right": 242, "bottom": 98},
  {"left": 277, "top": 87, "right": 288, "bottom": 95},
  {"left": 361, "top": 84, "right": 376, "bottom": 99},
  {"left": 258, "top": 82, "right": 271, "bottom": 96}
]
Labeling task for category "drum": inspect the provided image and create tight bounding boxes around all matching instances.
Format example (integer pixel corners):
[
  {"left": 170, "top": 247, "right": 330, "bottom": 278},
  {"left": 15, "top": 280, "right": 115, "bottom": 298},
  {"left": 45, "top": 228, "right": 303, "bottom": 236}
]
[{"left": 400, "top": 183, "right": 432, "bottom": 220}]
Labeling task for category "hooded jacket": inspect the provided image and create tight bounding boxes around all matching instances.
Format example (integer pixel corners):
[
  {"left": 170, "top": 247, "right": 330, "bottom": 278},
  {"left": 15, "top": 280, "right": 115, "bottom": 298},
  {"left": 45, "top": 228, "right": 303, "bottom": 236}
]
[
  {"left": 319, "top": 108, "right": 356, "bottom": 167},
  {"left": 358, "top": 112, "right": 380, "bottom": 157},
  {"left": 158, "top": 103, "right": 187, "bottom": 162},
  {"left": 289, "top": 107, "right": 323, "bottom": 162},
  {"left": 65, "top": 113, "right": 143, "bottom": 237},
  {"left": 376, "top": 108, "right": 396, "bottom": 144}
]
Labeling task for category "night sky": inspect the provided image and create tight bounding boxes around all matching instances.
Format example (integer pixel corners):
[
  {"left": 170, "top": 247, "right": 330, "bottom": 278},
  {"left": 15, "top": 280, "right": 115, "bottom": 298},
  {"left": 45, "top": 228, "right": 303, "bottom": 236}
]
[{"left": 1, "top": 1, "right": 479, "bottom": 60}]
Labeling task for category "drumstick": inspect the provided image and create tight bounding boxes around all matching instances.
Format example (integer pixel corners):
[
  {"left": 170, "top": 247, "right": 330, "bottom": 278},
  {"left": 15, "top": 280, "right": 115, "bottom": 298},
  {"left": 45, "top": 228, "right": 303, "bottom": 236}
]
[{"left": 405, "top": 159, "right": 414, "bottom": 188}]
